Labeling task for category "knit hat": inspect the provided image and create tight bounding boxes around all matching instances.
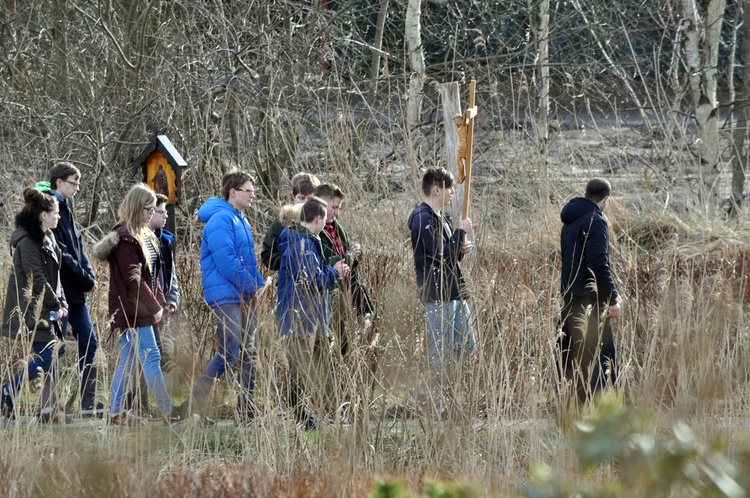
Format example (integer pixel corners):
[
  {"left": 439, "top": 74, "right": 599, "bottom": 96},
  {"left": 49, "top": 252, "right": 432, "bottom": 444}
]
[{"left": 35, "top": 181, "right": 52, "bottom": 193}]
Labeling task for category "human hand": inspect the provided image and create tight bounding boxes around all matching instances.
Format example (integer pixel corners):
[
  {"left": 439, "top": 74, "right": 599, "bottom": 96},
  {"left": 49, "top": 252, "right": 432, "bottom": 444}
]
[
  {"left": 58, "top": 307, "right": 69, "bottom": 319},
  {"left": 461, "top": 240, "right": 474, "bottom": 255},
  {"left": 349, "top": 243, "right": 362, "bottom": 259},
  {"left": 334, "top": 260, "right": 350, "bottom": 278},
  {"left": 458, "top": 217, "right": 473, "bottom": 233},
  {"left": 165, "top": 304, "right": 177, "bottom": 318},
  {"left": 154, "top": 308, "right": 164, "bottom": 324},
  {"left": 609, "top": 297, "right": 622, "bottom": 319}
]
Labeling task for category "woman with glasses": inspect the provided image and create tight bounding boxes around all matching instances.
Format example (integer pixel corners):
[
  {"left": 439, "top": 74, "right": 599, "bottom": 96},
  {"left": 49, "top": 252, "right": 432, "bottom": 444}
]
[
  {"left": 93, "top": 183, "right": 183, "bottom": 426},
  {"left": 1, "top": 187, "right": 68, "bottom": 423}
]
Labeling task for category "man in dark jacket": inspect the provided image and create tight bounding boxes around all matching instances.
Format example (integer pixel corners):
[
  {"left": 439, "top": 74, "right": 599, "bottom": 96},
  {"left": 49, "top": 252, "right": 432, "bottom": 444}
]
[
  {"left": 559, "top": 177, "right": 622, "bottom": 406},
  {"left": 407, "top": 167, "right": 473, "bottom": 416},
  {"left": 314, "top": 183, "right": 375, "bottom": 357},
  {"left": 41, "top": 163, "right": 101, "bottom": 415}
]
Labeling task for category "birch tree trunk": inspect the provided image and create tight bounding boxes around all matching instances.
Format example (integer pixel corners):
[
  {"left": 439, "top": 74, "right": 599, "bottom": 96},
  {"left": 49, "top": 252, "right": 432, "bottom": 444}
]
[
  {"left": 537, "top": 0, "right": 550, "bottom": 200},
  {"left": 367, "top": 0, "right": 390, "bottom": 104},
  {"left": 729, "top": 1, "right": 750, "bottom": 217},
  {"left": 681, "top": 0, "right": 725, "bottom": 204},
  {"left": 405, "top": 0, "right": 425, "bottom": 176}
]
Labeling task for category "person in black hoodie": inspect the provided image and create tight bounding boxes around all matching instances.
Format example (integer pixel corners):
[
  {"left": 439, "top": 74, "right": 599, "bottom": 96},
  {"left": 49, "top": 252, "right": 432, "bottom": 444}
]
[
  {"left": 407, "top": 167, "right": 474, "bottom": 416},
  {"left": 559, "top": 178, "right": 622, "bottom": 406},
  {"left": 36, "top": 162, "right": 101, "bottom": 415}
]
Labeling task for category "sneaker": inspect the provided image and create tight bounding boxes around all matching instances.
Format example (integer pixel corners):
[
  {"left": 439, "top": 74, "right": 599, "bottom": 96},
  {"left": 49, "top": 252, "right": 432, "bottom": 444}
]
[{"left": 80, "top": 402, "right": 107, "bottom": 418}]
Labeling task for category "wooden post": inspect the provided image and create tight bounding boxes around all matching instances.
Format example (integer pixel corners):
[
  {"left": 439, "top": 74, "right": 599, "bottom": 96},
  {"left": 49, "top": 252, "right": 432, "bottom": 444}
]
[
  {"left": 461, "top": 80, "right": 476, "bottom": 221},
  {"left": 441, "top": 82, "right": 464, "bottom": 211}
]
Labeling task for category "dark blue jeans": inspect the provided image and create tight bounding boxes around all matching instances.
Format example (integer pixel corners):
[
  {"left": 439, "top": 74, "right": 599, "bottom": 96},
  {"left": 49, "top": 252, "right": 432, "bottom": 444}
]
[
  {"left": 61, "top": 301, "right": 98, "bottom": 409},
  {"left": 191, "top": 302, "right": 257, "bottom": 418},
  {"left": 2, "top": 340, "right": 60, "bottom": 411}
]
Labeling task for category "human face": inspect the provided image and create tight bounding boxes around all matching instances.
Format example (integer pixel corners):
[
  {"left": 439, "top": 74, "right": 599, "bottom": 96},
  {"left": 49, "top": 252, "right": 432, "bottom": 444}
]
[
  {"left": 437, "top": 184, "right": 455, "bottom": 209},
  {"left": 230, "top": 182, "right": 256, "bottom": 210},
  {"left": 293, "top": 192, "right": 311, "bottom": 204},
  {"left": 56, "top": 175, "right": 81, "bottom": 199},
  {"left": 142, "top": 202, "right": 156, "bottom": 225},
  {"left": 41, "top": 203, "right": 60, "bottom": 231},
  {"left": 325, "top": 197, "right": 342, "bottom": 221},
  {"left": 149, "top": 204, "right": 168, "bottom": 230}
]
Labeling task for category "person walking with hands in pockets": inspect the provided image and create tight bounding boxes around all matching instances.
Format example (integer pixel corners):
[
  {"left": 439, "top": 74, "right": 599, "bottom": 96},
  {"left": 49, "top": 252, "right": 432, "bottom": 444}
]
[
  {"left": 1, "top": 187, "right": 68, "bottom": 423},
  {"left": 93, "top": 183, "right": 183, "bottom": 426}
]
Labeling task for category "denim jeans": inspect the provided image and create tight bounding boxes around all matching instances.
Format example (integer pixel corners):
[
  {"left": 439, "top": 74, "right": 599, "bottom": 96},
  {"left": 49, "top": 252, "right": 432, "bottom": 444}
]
[
  {"left": 2, "top": 340, "right": 60, "bottom": 411},
  {"left": 421, "top": 299, "right": 475, "bottom": 413},
  {"left": 60, "top": 300, "right": 98, "bottom": 408},
  {"left": 109, "top": 326, "right": 173, "bottom": 415},
  {"left": 191, "top": 302, "right": 257, "bottom": 417}
]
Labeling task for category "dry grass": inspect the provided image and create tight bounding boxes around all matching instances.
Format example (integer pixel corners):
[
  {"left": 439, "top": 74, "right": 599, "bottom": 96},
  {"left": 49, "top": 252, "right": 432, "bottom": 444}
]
[{"left": 3, "top": 125, "right": 750, "bottom": 496}]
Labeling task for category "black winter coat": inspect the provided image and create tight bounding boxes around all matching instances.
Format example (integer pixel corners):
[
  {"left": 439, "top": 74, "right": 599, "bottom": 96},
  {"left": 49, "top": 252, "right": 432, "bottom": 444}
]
[
  {"left": 49, "top": 191, "right": 96, "bottom": 304},
  {"left": 407, "top": 202, "right": 467, "bottom": 303},
  {"left": 2, "top": 212, "right": 67, "bottom": 343},
  {"left": 560, "top": 197, "right": 618, "bottom": 304}
]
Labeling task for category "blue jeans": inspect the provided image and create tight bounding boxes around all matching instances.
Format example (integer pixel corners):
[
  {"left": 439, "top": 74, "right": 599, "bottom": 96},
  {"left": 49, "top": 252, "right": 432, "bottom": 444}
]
[
  {"left": 421, "top": 299, "right": 475, "bottom": 413},
  {"left": 109, "top": 326, "right": 173, "bottom": 415},
  {"left": 2, "top": 340, "right": 60, "bottom": 411},
  {"left": 425, "top": 299, "right": 475, "bottom": 369},
  {"left": 191, "top": 302, "right": 257, "bottom": 417},
  {"left": 60, "top": 301, "right": 98, "bottom": 408}
]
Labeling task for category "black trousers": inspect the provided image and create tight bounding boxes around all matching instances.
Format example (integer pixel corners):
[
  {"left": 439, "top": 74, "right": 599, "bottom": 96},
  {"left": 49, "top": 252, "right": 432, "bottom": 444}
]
[{"left": 557, "top": 294, "right": 617, "bottom": 404}]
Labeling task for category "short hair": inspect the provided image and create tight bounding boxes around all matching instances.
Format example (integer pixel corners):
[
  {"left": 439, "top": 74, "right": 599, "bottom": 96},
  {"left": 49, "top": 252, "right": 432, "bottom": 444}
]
[
  {"left": 584, "top": 178, "right": 611, "bottom": 203},
  {"left": 313, "top": 183, "right": 345, "bottom": 201},
  {"left": 154, "top": 193, "right": 169, "bottom": 207},
  {"left": 421, "top": 167, "right": 454, "bottom": 196},
  {"left": 21, "top": 187, "right": 57, "bottom": 217},
  {"left": 49, "top": 162, "right": 81, "bottom": 189},
  {"left": 291, "top": 172, "right": 321, "bottom": 197},
  {"left": 118, "top": 183, "right": 156, "bottom": 235},
  {"left": 221, "top": 170, "right": 254, "bottom": 200},
  {"left": 300, "top": 196, "right": 327, "bottom": 223}
]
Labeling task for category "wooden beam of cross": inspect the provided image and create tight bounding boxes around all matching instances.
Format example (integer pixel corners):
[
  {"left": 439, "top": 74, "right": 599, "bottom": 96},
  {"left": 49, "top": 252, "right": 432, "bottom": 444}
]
[{"left": 454, "top": 80, "right": 477, "bottom": 221}]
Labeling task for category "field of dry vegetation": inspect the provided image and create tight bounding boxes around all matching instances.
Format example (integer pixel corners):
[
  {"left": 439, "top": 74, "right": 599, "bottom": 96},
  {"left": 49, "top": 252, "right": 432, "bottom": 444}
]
[{"left": 2, "top": 119, "right": 750, "bottom": 497}]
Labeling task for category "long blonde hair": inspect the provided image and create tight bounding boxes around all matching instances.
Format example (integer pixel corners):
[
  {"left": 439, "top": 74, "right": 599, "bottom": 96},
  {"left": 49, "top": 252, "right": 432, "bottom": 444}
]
[{"left": 117, "top": 183, "right": 159, "bottom": 268}]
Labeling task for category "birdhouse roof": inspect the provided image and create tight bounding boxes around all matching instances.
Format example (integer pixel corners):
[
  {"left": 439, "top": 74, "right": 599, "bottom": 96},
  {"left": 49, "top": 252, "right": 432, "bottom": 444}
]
[{"left": 132, "top": 135, "right": 187, "bottom": 174}]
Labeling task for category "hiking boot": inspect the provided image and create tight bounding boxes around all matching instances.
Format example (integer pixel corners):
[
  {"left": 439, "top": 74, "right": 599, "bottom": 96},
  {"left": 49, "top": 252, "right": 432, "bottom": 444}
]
[
  {"left": 164, "top": 405, "right": 185, "bottom": 427},
  {"left": 38, "top": 408, "right": 73, "bottom": 425},
  {"left": 1, "top": 390, "right": 13, "bottom": 420},
  {"left": 80, "top": 402, "right": 106, "bottom": 419}
]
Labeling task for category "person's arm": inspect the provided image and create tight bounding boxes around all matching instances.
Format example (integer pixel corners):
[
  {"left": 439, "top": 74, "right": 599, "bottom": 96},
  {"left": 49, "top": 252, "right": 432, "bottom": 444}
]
[
  {"left": 166, "top": 264, "right": 180, "bottom": 309},
  {"left": 18, "top": 241, "right": 62, "bottom": 312},
  {"left": 206, "top": 215, "right": 262, "bottom": 296},
  {"left": 260, "top": 219, "right": 283, "bottom": 271},
  {"left": 585, "top": 217, "right": 618, "bottom": 304},
  {"left": 117, "top": 242, "right": 162, "bottom": 317},
  {"left": 412, "top": 210, "right": 466, "bottom": 265},
  {"left": 52, "top": 226, "right": 96, "bottom": 291}
]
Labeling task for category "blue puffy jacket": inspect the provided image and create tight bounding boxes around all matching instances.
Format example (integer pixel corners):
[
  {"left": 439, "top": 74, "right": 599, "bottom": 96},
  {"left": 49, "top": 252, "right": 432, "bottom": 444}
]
[
  {"left": 276, "top": 224, "right": 339, "bottom": 339},
  {"left": 198, "top": 197, "right": 265, "bottom": 306}
]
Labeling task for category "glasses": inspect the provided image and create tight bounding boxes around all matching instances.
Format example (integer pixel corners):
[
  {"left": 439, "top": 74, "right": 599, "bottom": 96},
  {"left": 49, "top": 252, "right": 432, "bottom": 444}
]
[
  {"left": 64, "top": 179, "right": 80, "bottom": 187},
  {"left": 154, "top": 210, "right": 168, "bottom": 215},
  {"left": 143, "top": 207, "right": 155, "bottom": 214},
  {"left": 235, "top": 188, "right": 255, "bottom": 194}
]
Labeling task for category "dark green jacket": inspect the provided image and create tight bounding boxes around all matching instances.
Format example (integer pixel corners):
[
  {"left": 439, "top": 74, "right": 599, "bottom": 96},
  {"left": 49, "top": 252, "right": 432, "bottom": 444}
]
[{"left": 2, "top": 212, "right": 67, "bottom": 343}]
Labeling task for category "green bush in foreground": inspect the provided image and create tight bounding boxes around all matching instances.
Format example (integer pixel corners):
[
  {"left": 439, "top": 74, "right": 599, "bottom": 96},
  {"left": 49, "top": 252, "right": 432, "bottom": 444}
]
[{"left": 522, "top": 393, "right": 747, "bottom": 498}]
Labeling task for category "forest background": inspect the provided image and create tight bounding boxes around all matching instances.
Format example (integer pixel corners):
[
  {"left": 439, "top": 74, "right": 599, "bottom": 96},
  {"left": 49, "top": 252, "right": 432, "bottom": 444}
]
[{"left": 2, "top": 0, "right": 750, "bottom": 496}]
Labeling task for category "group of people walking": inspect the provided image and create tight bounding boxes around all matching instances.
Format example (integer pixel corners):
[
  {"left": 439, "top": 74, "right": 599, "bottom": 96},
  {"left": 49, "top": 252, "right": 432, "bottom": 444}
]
[{"left": 0, "top": 160, "right": 620, "bottom": 427}]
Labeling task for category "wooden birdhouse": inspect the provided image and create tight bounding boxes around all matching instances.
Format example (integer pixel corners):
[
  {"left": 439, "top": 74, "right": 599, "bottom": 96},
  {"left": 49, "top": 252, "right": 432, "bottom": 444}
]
[
  {"left": 132, "top": 134, "right": 187, "bottom": 206},
  {"left": 132, "top": 134, "right": 188, "bottom": 234}
]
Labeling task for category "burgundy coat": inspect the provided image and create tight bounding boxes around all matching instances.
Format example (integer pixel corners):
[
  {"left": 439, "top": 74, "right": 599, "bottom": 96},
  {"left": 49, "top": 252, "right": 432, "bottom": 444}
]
[{"left": 93, "top": 222, "right": 165, "bottom": 330}]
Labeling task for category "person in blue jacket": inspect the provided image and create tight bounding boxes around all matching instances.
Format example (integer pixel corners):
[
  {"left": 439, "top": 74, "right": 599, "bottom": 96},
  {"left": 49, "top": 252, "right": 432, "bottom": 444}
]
[
  {"left": 558, "top": 178, "right": 622, "bottom": 405},
  {"left": 188, "top": 170, "right": 265, "bottom": 424},
  {"left": 276, "top": 197, "right": 348, "bottom": 428}
]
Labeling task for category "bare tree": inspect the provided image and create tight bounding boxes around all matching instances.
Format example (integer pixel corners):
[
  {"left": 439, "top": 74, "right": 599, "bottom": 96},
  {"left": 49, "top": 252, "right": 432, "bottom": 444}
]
[{"left": 405, "top": 0, "right": 425, "bottom": 176}]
